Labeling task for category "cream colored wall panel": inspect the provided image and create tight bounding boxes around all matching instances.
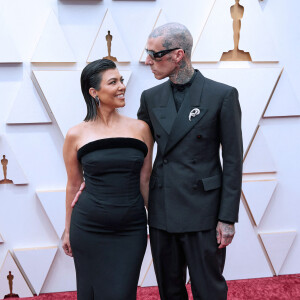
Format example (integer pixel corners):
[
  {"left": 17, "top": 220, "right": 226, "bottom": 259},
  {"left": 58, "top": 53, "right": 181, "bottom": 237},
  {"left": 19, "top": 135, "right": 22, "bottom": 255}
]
[
  {"left": 243, "top": 128, "right": 277, "bottom": 174},
  {"left": 87, "top": 9, "right": 131, "bottom": 63},
  {"left": 33, "top": 70, "right": 86, "bottom": 137},
  {"left": 1, "top": 0, "right": 52, "bottom": 61},
  {"left": 261, "top": 0, "right": 300, "bottom": 101},
  {"left": 192, "top": 0, "right": 278, "bottom": 62},
  {"left": 1, "top": 129, "right": 67, "bottom": 190},
  {"left": 6, "top": 73, "right": 51, "bottom": 125},
  {"left": 260, "top": 231, "right": 297, "bottom": 275},
  {"left": 242, "top": 180, "right": 277, "bottom": 226},
  {"left": 36, "top": 190, "right": 66, "bottom": 239},
  {"left": 31, "top": 10, "right": 76, "bottom": 63},
  {"left": 120, "top": 70, "right": 132, "bottom": 88},
  {"left": 223, "top": 201, "right": 272, "bottom": 280},
  {"left": 264, "top": 69, "right": 300, "bottom": 118},
  {"left": 0, "top": 251, "right": 33, "bottom": 299},
  {"left": 0, "top": 135, "right": 28, "bottom": 185},
  {"left": 239, "top": 0, "right": 279, "bottom": 62},
  {"left": 0, "top": 0, "right": 299, "bottom": 292},
  {"left": 139, "top": 9, "right": 168, "bottom": 62},
  {"left": 257, "top": 120, "right": 300, "bottom": 274},
  {"left": 0, "top": 186, "right": 60, "bottom": 248},
  {"left": 39, "top": 248, "right": 76, "bottom": 293},
  {"left": 141, "top": 261, "right": 157, "bottom": 287},
  {"left": 34, "top": 69, "right": 132, "bottom": 137},
  {"left": 192, "top": 0, "right": 230, "bottom": 62},
  {"left": 138, "top": 237, "right": 152, "bottom": 286},
  {"left": 201, "top": 68, "right": 281, "bottom": 154},
  {"left": 0, "top": 16, "right": 22, "bottom": 63},
  {"left": 14, "top": 246, "right": 58, "bottom": 295}
]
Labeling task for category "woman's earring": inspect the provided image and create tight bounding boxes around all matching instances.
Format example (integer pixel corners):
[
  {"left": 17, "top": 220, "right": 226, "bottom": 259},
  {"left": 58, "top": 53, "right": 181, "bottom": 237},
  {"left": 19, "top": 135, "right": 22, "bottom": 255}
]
[{"left": 94, "top": 96, "right": 100, "bottom": 107}]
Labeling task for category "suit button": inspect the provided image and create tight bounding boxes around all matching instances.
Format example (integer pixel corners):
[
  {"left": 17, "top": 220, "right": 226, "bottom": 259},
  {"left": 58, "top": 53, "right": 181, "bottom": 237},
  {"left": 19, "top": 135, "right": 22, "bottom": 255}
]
[
  {"left": 197, "top": 135, "right": 202, "bottom": 139},
  {"left": 163, "top": 159, "right": 168, "bottom": 164},
  {"left": 156, "top": 134, "right": 161, "bottom": 138},
  {"left": 193, "top": 184, "right": 198, "bottom": 190},
  {"left": 192, "top": 159, "right": 197, "bottom": 164},
  {"left": 158, "top": 184, "right": 163, "bottom": 189}
]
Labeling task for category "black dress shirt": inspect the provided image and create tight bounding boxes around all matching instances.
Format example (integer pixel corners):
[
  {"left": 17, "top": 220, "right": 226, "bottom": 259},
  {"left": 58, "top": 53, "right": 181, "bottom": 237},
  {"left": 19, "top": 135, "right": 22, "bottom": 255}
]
[{"left": 170, "top": 69, "right": 197, "bottom": 112}]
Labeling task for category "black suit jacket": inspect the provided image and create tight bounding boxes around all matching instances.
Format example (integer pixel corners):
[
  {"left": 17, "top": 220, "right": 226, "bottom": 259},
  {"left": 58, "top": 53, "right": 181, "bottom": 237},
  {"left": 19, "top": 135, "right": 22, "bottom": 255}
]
[{"left": 138, "top": 70, "right": 243, "bottom": 233}]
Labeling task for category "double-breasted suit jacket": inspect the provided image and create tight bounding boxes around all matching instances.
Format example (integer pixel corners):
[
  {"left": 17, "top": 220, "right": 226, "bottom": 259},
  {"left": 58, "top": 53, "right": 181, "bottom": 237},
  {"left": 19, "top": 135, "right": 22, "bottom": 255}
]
[{"left": 138, "top": 70, "right": 243, "bottom": 233}]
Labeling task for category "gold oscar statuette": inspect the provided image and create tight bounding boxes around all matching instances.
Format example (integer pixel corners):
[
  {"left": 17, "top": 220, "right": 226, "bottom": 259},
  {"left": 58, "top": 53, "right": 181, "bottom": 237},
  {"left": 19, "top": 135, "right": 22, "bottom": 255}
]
[
  {"left": 103, "top": 30, "right": 117, "bottom": 62},
  {"left": 4, "top": 271, "right": 19, "bottom": 298},
  {"left": 0, "top": 155, "right": 13, "bottom": 184},
  {"left": 220, "top": 0, "right": 252, "bottom": 61}
]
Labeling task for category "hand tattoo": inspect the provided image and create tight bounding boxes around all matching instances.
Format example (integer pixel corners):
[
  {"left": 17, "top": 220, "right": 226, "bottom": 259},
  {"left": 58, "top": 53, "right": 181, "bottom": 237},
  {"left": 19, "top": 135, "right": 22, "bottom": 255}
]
[{"left": 216, "top": 221, "right": 235, "bottom": 249}]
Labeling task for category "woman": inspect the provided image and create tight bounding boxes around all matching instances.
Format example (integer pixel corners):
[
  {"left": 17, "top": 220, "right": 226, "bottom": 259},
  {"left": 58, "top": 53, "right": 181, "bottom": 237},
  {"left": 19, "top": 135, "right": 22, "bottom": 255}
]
[{"left": 62, "top": 59, "right": 153, "bottom": 300}]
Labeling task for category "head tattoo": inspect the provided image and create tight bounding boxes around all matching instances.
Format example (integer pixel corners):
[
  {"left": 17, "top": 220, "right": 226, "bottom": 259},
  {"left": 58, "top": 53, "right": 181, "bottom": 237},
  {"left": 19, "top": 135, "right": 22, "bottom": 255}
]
[{"left": 149, "top": 23, "right": 193, "bottom": 59}]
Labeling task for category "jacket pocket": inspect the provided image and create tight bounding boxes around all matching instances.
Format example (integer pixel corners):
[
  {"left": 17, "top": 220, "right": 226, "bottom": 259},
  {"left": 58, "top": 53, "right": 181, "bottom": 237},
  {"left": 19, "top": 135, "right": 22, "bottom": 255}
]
[{"left": 201, "top": 174, "right": 222, "bottom": 191}]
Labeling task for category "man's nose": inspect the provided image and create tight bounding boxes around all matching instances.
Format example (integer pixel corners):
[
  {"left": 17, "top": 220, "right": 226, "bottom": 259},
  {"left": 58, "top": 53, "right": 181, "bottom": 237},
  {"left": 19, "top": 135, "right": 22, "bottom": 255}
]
[{"left": 145, "top": 54, "right": 154, "bottom": 65}]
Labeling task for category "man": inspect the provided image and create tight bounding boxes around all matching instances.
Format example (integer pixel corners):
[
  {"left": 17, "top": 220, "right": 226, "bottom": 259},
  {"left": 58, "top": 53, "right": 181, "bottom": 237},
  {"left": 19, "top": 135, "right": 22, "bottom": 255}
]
[{"left": 137, "top": 23, "right": 243, "bottom": 300}]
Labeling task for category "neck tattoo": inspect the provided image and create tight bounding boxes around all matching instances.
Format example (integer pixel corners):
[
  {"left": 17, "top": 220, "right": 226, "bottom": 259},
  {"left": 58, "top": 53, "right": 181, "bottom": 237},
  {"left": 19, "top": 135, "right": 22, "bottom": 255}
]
[{"left": 169, "top": 62, "right": 194, "bottom": 85}]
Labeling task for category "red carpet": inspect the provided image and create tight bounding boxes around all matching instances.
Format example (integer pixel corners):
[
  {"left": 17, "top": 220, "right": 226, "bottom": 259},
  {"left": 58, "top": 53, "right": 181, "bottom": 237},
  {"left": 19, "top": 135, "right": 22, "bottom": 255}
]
[{"left": 12, "top": 274, "right": 300, "bottom": 300}]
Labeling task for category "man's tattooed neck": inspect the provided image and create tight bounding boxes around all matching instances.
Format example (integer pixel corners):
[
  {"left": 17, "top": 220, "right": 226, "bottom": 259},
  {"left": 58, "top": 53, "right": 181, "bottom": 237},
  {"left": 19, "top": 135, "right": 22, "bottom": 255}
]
[{"left": 169, "top": 63, "right": 194, "bottom": 85}]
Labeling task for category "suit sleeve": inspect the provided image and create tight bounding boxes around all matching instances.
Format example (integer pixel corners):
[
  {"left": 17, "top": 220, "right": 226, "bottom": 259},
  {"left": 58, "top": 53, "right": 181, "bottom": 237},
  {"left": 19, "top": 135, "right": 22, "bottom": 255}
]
[
  {"left": 219, "top": 87, "right": 243, "bottom": 223},
  {"left": 137, "top": 91, "right": 154, "bottom": 137}
]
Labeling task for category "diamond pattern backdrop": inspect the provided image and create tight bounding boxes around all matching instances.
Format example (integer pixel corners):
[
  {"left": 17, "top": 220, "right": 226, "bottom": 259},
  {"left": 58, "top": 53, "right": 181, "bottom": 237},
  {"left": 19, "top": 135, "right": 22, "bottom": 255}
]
[{"left": 0, "top": 0, "right": 299, "bottom": 296}]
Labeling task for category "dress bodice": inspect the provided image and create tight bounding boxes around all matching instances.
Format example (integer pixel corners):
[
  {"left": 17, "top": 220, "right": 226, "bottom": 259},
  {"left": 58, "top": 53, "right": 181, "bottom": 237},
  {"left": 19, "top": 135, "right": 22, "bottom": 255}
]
[{"left": 77, "top": 138, "right": 148, "bottom": 203}]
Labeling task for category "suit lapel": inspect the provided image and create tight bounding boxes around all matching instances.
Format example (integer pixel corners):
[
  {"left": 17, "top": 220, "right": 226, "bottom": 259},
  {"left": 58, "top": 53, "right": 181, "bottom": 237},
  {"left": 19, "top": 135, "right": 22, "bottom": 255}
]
[
  {"left": 164, "top": 71, "right": 207, "bottom": 155},
  {"left": 152, "top": 83, "right": 177, "bottom": 135}
]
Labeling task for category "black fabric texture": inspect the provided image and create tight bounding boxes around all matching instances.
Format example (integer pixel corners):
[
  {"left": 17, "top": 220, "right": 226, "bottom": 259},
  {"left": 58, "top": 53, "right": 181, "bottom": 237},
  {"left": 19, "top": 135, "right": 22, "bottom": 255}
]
[
  {"left": 70, "top": 141, "right": 148, "bottom": 299},
  {"left": 77, "top": 137, "right": 148, "bottom": 161}
]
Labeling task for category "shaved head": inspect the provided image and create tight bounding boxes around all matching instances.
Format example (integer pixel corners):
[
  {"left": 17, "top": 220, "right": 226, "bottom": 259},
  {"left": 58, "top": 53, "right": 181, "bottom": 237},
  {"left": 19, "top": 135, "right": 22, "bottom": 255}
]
[{"left": 149, "top": 23, "right": 193, "bottom": 58}]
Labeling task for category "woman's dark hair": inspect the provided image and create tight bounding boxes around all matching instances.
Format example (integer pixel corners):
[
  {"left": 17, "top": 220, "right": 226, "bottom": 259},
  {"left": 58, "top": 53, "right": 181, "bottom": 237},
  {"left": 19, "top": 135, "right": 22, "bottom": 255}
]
[{"left": 81, "top": 59, "right": 117, "bottom": 121}]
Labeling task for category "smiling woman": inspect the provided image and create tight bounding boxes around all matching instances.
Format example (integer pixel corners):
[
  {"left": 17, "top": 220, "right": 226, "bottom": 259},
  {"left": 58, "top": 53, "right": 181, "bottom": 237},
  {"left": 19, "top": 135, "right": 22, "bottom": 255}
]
[
  {"left": 80, "top": 59, "right": 123, "bottom": 121},
  {"left": 94, "top": 68, "right": 126, "bottom": 109},
  {"left": 61, "top": 59, "right": 154, "bottom": 300}
]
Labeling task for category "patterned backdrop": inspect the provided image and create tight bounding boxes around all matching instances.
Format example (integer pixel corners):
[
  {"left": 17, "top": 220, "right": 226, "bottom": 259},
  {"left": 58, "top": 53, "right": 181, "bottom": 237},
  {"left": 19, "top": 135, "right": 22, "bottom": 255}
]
[{"left": 0, "top": 0, "right": 299, "bottom": 297}]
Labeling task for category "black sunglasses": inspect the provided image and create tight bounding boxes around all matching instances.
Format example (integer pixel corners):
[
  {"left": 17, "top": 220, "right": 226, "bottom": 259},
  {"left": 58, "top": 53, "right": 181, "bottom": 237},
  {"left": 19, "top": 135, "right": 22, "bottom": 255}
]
[{"left": 145, "top": 48, "right": 184, "bottom": 59}]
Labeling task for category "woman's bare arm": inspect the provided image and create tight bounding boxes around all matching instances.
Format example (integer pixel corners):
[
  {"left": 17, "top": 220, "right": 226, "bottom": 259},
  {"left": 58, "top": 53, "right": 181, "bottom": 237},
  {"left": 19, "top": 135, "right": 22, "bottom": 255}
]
[{"left": 62, "top": 129, "right": 84, "bottom": 256}]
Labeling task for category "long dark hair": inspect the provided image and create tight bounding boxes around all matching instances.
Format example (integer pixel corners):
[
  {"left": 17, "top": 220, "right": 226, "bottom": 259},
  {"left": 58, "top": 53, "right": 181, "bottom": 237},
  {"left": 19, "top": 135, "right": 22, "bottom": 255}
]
[{"left": 81, "top": 59, "right": 117, "bottom": 121}]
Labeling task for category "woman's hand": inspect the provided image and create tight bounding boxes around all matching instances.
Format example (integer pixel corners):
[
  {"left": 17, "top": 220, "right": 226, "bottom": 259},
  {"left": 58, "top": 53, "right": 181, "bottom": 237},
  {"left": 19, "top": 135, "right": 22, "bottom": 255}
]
[{"left": 62, "top": 232, "right": 73, "bottom": 257}]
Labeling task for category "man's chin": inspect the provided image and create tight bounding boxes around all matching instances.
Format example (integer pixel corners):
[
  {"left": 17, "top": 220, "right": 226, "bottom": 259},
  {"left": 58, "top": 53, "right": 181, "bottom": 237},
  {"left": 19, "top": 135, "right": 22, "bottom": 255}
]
[{"left": 154, "top": 73, "right": 166, "bottom": 80}]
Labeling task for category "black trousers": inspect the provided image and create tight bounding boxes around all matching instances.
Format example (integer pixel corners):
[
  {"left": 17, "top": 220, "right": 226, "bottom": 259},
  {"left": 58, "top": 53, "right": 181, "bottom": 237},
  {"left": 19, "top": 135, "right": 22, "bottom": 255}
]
[{"left": 149, "top": 227, "right": 227, "bottom": 300}]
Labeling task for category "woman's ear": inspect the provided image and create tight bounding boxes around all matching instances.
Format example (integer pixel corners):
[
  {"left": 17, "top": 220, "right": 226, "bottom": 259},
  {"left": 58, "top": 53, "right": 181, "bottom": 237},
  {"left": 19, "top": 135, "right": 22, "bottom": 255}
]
[{"left": 89, "top": 87, "right": 97, "bottom": 98}]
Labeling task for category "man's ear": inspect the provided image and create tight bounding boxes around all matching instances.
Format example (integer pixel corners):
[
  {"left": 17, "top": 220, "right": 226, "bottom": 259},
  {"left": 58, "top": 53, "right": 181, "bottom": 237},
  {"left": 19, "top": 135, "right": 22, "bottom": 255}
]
[{"left": 175, "top": 49, "right": 185, "bottom": 63}]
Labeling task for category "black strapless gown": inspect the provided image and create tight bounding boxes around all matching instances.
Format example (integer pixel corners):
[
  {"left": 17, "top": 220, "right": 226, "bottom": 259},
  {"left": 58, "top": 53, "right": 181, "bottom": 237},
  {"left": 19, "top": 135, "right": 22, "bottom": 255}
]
[{"left": 70, "top": 138, "right": 148, "bottom": 300}]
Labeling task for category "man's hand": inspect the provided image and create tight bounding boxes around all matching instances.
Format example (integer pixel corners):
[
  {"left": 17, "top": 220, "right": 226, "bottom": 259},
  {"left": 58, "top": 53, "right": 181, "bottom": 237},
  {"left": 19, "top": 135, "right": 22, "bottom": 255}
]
[
  {"left": 71, "top": 181, "right": 85, "bottom": 208},
  {"left": 216, "top": 221, "right": 235, "bottom": 249}
]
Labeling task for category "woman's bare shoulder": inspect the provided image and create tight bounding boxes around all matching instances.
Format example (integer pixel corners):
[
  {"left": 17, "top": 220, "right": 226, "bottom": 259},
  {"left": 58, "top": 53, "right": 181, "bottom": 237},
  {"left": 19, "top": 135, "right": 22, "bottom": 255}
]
[
  {"left": 65, "top": 122, "right": 86, "bottom": 141},
  {"left": 122, "top": 116, "right": 149, "bottom": 131}
]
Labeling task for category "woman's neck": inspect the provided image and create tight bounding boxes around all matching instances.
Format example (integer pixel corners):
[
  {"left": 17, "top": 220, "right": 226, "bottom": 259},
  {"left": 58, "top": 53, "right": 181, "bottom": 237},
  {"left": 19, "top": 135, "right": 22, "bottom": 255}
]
[{"left": 96, "top": 107, "right": 119, "bottom": 127}]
